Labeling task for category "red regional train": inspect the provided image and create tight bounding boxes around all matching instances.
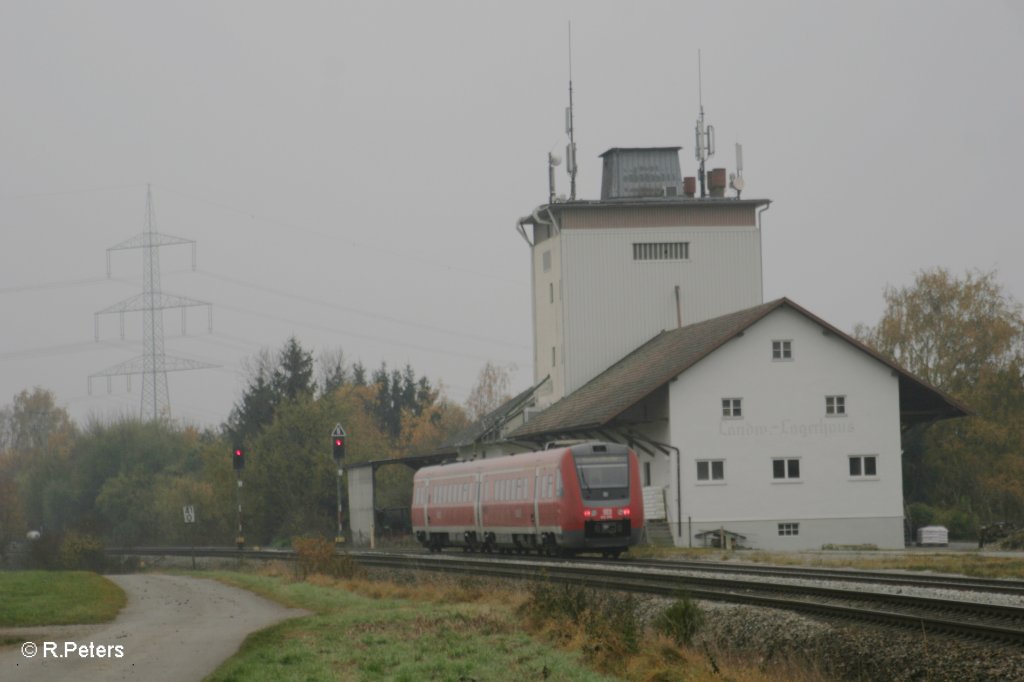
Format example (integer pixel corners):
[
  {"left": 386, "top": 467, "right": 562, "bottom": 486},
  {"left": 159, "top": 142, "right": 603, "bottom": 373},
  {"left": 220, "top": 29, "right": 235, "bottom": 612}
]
[{"left": 411, "top": 442, "right": 644, "bottom": 557}]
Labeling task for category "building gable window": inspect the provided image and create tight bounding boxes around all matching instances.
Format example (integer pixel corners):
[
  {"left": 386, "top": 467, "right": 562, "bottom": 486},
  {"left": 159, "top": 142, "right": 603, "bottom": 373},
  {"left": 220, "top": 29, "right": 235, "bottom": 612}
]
[
  {"left": 721, "top": 398, "right": 742, "bottom": 418},
  {"left": 696, "top": 459, "right": 725, "bottom": 482},
  {"left": 849, "top": 455, "right": 878, "bottom": 477},
  {"left": 778, "top": 522, "right": 800, "bottom": 536},
  {"left": 772, "top": 340, "right": 792, "bottom": 360},
  {"left": 772, "top": 458, "right": 801, "bottom": 481},
  {"left": 633, "top": 241, "right": 690, "bottom": 261},
  {"left": 826, "top": 395, "right": 846, "bottom": 416}
]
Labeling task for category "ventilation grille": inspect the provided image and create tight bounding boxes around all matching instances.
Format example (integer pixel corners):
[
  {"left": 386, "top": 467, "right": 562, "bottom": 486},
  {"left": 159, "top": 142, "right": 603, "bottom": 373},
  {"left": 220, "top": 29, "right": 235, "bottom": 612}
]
[{"left": 633, "top": 242, "right": 690, "bottom": 261}]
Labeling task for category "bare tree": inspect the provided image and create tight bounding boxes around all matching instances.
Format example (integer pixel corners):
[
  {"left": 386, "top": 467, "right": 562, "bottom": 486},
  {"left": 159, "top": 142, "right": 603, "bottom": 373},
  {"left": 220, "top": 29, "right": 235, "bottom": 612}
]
[{"left": 464, "top": 361, "right": 515, "bottom": 422}]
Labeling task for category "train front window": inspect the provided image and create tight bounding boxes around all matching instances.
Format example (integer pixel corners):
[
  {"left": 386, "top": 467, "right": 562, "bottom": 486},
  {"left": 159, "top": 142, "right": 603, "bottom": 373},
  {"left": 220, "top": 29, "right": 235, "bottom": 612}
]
[{"left": 574, "top": 453, "right": 629, "bottom": 499}]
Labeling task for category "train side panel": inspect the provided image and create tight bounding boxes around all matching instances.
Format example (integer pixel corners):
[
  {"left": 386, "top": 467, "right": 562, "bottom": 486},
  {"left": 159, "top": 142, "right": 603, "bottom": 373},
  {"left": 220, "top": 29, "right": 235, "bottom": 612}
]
[{"left": 411, "top": 443, "right": 643, "bottom": 555}]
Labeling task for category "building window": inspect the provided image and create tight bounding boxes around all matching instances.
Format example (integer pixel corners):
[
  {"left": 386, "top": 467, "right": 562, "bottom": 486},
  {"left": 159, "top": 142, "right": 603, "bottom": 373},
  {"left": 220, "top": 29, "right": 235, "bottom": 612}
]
[
  {"left": 643, "top": 462, "right": 652, "bottom": 487},
  {"left": 551, "top": 346, "right": 556, "bottom": 367},
  {"left": 772, "top": 458, "right": 801, "bottom": 480},
  {"left": 826, "top": 395, "right": 846, "bottom": 416},
  {"left": 633, "top": 241, "right": 690, "bottom": 261},
  {"left": 722, "top": 398, "right": 742, "bottom": 418},
  {"left": 778, "top": 522, "right": 800, "bottom": 536},
  {"left": 772, "top": 340, "right": 792, "bottom": 360},
  {"left": 849, "top": 455, "right": 878, "bottom": 477},
  {"left": 549, "top": 282, "right": 554, "bottom": 303},
  {"left": 542, "top": 250, "right": 551, "bottom": 272},
  {"left": 696, "top": 460, "right": 725, "bottom": 482}
]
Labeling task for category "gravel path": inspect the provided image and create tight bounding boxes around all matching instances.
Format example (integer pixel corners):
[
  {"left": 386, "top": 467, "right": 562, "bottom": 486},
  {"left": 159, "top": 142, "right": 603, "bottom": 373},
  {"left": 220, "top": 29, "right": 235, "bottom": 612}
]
[{"left": 0, "top": 573, "right": 309, "bottom": 682}]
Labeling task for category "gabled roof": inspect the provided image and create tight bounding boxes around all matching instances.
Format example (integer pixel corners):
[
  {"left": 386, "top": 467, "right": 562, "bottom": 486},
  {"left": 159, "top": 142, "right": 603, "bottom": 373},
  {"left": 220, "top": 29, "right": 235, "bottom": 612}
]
[{"left": 509, "top": 298, "right": 970, "bottom": 441}]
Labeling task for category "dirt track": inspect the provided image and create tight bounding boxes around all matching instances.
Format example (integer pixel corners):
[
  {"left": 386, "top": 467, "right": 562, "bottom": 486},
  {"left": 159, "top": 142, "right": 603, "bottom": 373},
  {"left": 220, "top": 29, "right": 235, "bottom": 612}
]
[{"left": 0, "top": 573, "right": 308, "bottom": 681}]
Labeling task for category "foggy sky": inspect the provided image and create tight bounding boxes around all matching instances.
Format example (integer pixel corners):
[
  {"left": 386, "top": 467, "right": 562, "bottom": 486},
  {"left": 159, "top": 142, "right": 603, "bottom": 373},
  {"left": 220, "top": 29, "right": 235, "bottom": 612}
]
[{"left": 2, "top": 1, "right": 1022, "bottom": 429}]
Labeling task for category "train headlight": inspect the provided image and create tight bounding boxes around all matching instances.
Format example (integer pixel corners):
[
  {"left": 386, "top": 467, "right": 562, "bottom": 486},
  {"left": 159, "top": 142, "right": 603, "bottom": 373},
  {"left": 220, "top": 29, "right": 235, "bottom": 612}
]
[
  {"left": 622, "top": 508, "right": 631, "bottom": 518},
  {"left": 583, "top": 508, "right": 593, "bottom": 518}
]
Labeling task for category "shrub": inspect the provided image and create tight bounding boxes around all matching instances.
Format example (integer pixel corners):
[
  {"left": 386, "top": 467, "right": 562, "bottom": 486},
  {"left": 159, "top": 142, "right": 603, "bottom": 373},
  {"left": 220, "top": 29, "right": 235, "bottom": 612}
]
[
  {"left": 653, "top": 592, "right": 704, "bottom": 645},
  {"left": 999, "top": 530, "right": 1024, "bottom": 550},
  {"left": 906, "top": 502, "right": 938, "bottom": 530},
  {"left": 292, "top": 535, "right": 363, "bottom": 579},
  {"left": 519, "top": 579, "right": 642, "bottom": 674},
  {"left": 28, "top": 533, "right": 61, "bottom": 569},
  {"left": 58, "top": 532, "right": 107, "bottom": 571}
]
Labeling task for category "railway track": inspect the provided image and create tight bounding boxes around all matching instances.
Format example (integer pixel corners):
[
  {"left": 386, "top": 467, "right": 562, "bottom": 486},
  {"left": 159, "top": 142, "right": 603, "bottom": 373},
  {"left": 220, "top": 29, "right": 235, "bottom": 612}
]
[{"left": 107, "top": 546, "right": 1024, "bottom": 645}]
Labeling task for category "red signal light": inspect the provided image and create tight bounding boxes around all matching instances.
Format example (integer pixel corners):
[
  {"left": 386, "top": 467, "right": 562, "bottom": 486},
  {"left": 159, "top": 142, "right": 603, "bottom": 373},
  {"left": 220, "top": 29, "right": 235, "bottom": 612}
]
[{"left": 332, "top": 435, "right": 346, "bottom": 461}]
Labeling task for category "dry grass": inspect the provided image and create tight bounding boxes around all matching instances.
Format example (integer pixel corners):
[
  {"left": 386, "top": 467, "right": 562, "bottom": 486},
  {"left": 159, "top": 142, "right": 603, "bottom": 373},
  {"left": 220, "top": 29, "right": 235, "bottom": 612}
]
[
  {"left": 632, "top": 543, "right": 1024, "bottom": 579},
  {"left": 233, "top": 558, "right": 842, "bottom": 681}
]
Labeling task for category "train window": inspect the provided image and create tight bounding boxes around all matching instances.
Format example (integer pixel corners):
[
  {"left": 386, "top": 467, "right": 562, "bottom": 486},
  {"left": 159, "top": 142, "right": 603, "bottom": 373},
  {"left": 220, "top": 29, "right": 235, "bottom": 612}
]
[{"left": 574, "top": 452, "right": 629, "bottom": 500}]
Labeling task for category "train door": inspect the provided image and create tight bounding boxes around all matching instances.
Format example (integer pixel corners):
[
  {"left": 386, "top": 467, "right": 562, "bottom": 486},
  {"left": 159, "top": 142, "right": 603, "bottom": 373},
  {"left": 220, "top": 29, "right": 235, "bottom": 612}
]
[
  {"left": 532, "top": 467, "right": 540, "bottom": 538},
  {"left": 474, "top": 472, "right": 483, "bottom": 539},
  {"left": 422, "top": 480, "right": 431, "bottom": 532}
]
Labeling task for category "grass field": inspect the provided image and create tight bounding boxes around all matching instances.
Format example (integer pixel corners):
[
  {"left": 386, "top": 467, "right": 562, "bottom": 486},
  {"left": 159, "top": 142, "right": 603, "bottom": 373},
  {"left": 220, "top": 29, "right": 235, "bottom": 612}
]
[
  {"left": 204, "top": 567, "right": 830, "bottom": 682},
  {"left": 0, "top": 571, "right": 126, "bottom": 627},
  {"left": 205, "top": 571, "right": 618, "bottom": 682}
]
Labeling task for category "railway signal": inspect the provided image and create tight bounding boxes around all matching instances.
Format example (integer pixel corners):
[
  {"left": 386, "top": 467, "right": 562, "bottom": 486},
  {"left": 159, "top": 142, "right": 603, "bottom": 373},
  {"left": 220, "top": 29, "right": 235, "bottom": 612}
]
[
  {"left": 331, "top": 422, "right": 347, "bottom": 545},
  {"left": 232, "top": 446, "right": 245, "bottom": 470},
  {"left": 331, "top": 423, "right": 347, "bottom": 462}
]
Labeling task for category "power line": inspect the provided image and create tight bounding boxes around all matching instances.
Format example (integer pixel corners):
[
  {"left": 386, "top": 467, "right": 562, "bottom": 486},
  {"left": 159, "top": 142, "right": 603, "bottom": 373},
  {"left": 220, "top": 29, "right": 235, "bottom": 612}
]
[
  {"left": 194, "top": 269, "right": 530, "bottom": 351},
  {"left": 157, "top": 184, "right": 528, "bottom": 287}
]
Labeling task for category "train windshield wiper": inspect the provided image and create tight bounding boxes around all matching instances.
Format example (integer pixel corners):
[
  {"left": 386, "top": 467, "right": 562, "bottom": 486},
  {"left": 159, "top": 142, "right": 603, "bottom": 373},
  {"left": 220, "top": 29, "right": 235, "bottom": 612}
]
[{"left": 578, "top": 466, "right": 593, "bottom": 498}]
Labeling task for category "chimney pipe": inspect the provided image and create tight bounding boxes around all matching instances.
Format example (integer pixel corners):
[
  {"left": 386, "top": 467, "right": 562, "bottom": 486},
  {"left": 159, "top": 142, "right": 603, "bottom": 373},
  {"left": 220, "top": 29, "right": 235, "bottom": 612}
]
[{"left": 682, "top": 176, "right": 696, "bottom": 198}]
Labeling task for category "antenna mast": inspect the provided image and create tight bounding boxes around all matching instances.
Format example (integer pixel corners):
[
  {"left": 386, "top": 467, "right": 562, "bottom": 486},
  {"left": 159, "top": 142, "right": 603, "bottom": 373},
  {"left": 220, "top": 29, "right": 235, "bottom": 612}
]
[
  {"left": 694, "top": 50, "right": 715, "bottom": 198},
  {"left": 566, "top": 21, "right": 578, "bottom": 201}
]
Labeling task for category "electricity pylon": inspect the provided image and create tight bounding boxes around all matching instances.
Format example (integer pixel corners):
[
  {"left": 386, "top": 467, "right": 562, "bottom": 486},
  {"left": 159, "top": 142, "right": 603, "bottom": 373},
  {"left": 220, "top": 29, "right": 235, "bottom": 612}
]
[{"left": 90, "top": 185, "right": 216, "bottom": 421}]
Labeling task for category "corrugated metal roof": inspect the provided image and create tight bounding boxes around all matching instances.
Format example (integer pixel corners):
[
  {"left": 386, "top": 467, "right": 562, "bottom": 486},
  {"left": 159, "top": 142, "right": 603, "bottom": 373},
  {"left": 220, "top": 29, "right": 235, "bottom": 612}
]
[{"left": 509, "top": 298, "right": 971, "bottom": 441}]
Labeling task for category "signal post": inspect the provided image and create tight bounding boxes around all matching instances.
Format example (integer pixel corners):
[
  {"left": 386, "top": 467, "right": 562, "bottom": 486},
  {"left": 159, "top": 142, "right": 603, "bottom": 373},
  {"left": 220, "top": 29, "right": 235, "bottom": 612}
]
[
  {"left": 232, "top": 446, "right": 245, "bottom": 550},
  {"left": 332, "top": 423, "right": 347, "bottom": 545}
]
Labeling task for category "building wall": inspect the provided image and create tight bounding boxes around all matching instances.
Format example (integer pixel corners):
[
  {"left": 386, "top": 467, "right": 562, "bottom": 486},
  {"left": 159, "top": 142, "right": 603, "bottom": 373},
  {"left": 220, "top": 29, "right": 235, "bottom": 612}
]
[
  {"left": 560, "top": 225, "right": 762, "bottom": 396},
  {"left": 667, "top": 307, "right": 905, "bottom": 550},
  {"left": 347, "top": 466, "right": 376, "bottom": 546},
  {"left": 531, "top": 231, "right": 565, "bottom": 403}
]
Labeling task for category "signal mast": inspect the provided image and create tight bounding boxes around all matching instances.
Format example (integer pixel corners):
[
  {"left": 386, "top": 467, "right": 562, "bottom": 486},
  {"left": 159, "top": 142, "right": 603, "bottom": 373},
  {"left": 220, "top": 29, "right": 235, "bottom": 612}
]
[{"left": 694, "top": 50, "right": 715, "bottom": 198}]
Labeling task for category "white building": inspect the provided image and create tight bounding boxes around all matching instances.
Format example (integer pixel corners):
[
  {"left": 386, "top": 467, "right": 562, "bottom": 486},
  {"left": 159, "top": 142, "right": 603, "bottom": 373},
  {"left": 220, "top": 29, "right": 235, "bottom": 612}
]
[
  {"left": 438, "top": 146, "right": 967, "bottom": 551},
  {"left": 517, "top": 147, "right": 769, "bottom": 409},
  {"left": 505, "top": 298, "right": 966, "bottom": 550}
]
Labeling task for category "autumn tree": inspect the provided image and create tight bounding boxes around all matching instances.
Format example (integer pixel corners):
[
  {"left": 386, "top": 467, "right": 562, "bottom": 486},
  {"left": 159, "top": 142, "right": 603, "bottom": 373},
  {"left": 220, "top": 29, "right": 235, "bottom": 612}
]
[
  {"left": 855, "top": 268, "right": 1024, "bottom": 396},
  {"left": 0, "top": 387, "right": 76, "bottom": 455},
  {"left": 856, "top": 268, "right": 1024, "bottom": 534}
]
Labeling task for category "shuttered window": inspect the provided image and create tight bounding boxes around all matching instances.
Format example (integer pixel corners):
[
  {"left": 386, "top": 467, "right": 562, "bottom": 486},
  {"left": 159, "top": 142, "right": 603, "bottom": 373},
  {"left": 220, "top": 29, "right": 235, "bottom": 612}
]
[{"left": 633, "top": 242, "right": 690, "bottom": 261}]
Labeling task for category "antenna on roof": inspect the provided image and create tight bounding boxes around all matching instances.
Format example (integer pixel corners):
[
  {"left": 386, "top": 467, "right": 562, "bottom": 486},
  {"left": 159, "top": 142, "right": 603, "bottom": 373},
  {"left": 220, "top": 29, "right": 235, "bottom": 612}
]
[
  {"left": 694, "top": 49, "right": 715, "bottom": 198},
  {"left": 730, "top": 143, "right": 745, "bottom": 198},
  {"left": 566, "top": 21, "right": 578, "bottom": 200}
]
